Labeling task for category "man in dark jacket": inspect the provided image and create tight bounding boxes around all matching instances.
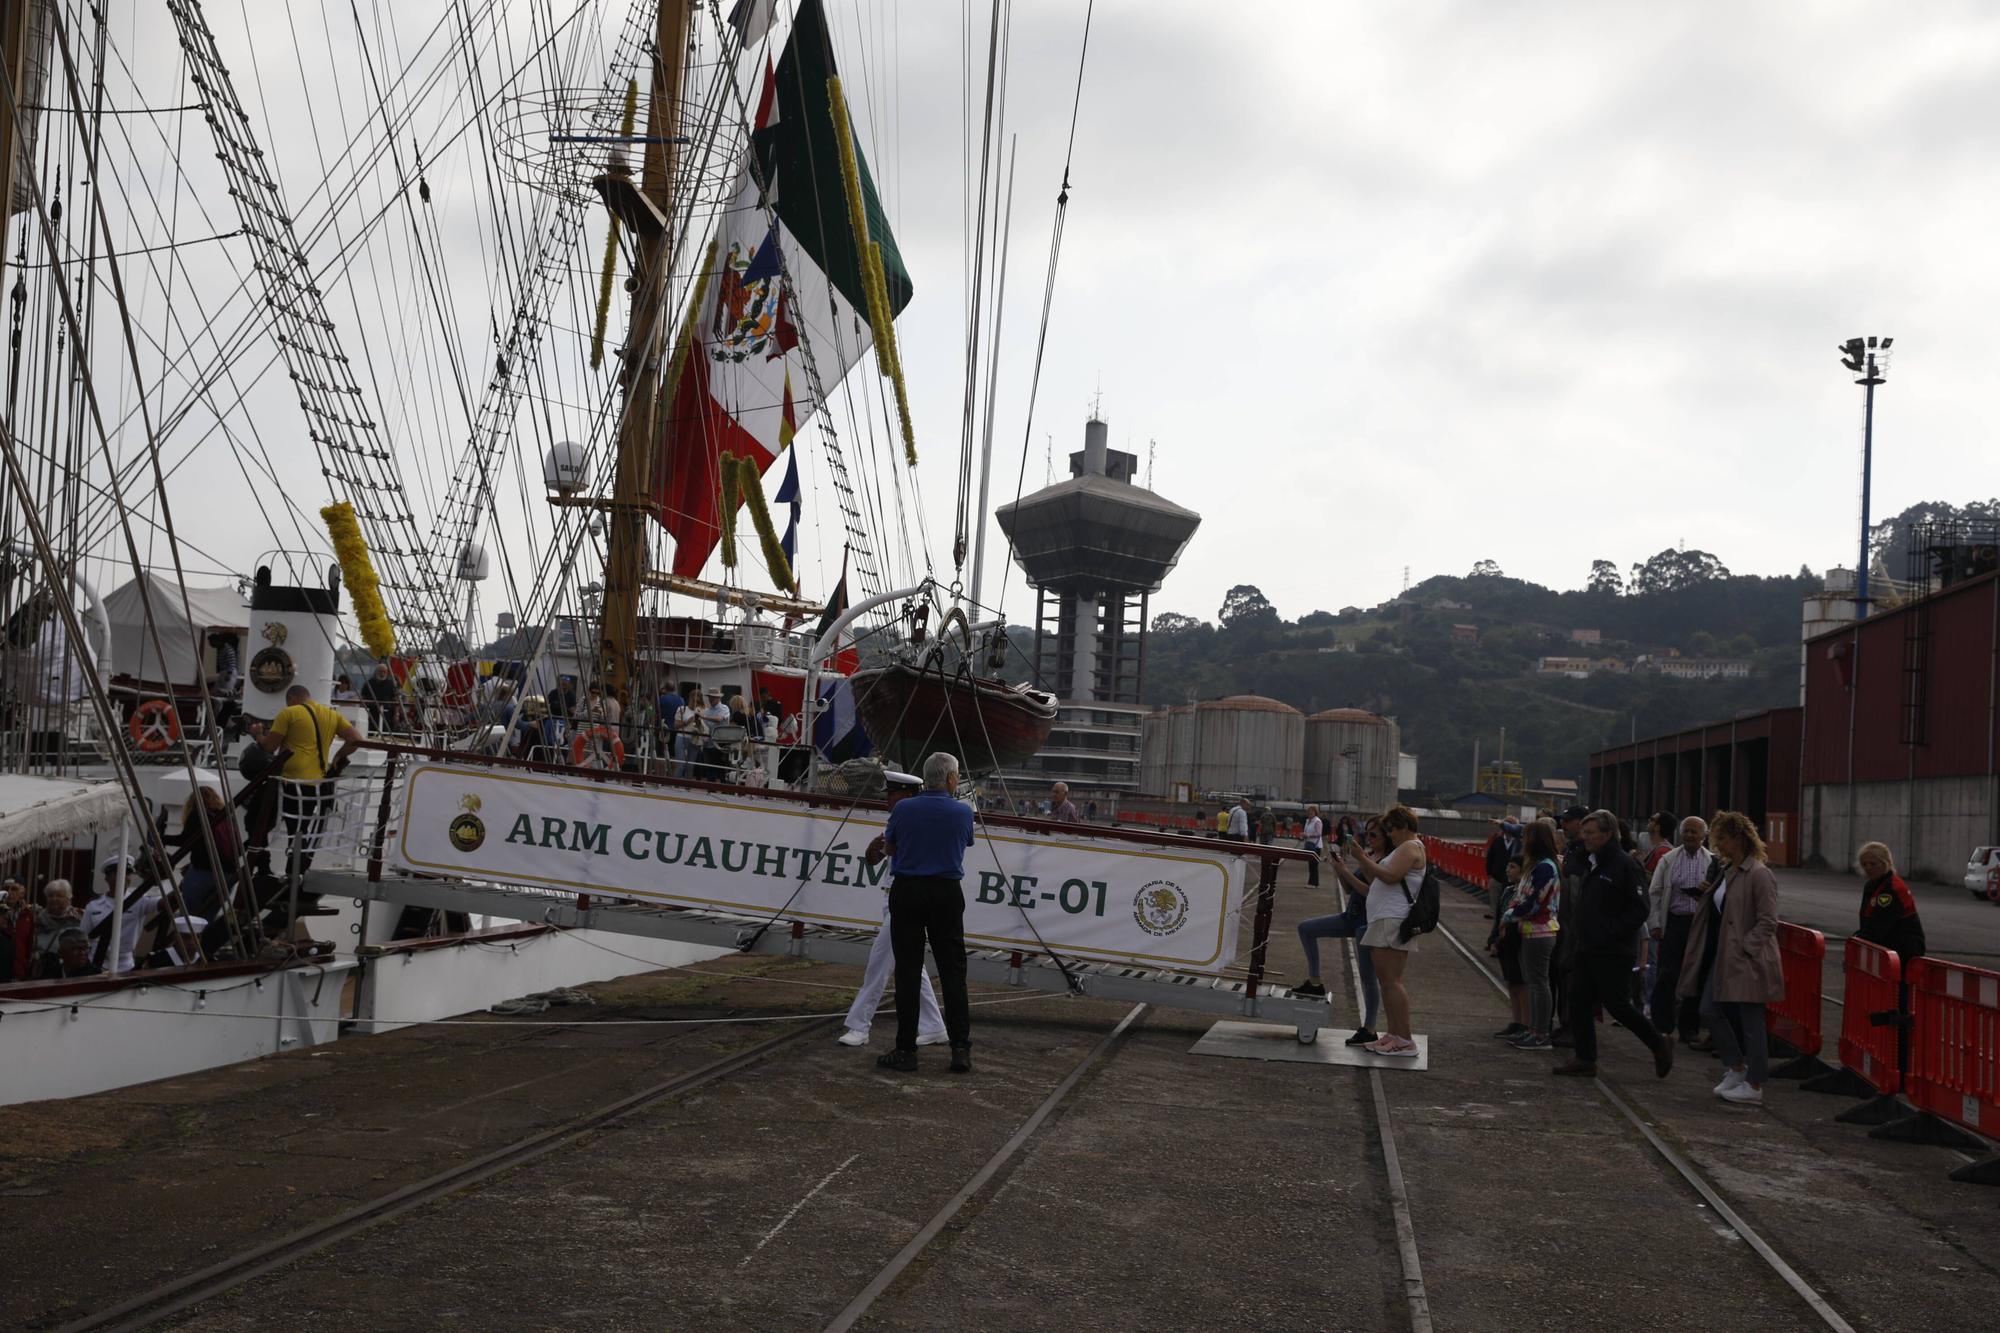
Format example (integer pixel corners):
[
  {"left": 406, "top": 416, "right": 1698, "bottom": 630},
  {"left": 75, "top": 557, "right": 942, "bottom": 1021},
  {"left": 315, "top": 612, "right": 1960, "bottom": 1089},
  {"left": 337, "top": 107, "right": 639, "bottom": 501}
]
[
  {"left": 1549, "top": 805, "right": 1592, "bottom": 1044},
  {"left": 1484, "top": 819, "right": 1521, "bottom": 946},
  {"left": 1554, "top": 809, "right": 1673, "bottom": 1079}
]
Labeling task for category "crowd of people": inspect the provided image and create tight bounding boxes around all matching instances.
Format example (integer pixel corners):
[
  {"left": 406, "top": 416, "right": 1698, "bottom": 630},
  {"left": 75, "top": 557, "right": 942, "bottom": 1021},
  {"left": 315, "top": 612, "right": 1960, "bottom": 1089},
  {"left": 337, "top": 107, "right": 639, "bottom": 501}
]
[{"left": 1278, "top": 798, "right": 1932, "bottom": 1109}]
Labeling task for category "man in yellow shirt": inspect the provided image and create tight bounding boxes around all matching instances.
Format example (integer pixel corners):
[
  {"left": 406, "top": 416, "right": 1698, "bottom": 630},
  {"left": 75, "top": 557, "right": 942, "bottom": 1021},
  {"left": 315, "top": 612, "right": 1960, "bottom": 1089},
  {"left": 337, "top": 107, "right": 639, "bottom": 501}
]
[{"left": 259, "top": 684, "right": 361, "bottom": 873}]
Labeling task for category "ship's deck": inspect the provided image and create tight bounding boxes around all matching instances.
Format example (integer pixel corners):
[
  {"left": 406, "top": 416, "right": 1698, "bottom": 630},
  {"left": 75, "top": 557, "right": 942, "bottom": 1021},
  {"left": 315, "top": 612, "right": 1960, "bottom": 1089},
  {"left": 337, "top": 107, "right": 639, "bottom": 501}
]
[{"left": 3, "top": 861, "right": 1995, "bottom": 1331}]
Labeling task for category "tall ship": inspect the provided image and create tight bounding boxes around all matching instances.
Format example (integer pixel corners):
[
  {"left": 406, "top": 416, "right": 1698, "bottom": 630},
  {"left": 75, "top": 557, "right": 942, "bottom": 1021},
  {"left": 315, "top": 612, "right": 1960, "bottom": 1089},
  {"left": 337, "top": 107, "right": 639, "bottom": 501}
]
[{"left": 0, "top": 0, "right": 1297, "bottom": 1105}]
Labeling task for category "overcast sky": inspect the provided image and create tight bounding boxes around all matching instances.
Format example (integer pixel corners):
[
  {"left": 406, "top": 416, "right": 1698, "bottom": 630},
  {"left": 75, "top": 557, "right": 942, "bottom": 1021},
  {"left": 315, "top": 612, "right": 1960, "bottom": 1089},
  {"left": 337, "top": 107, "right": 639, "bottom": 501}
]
[
  {"left": 899, "top": 0, "right": 2000, "bottom": 626},
  {"left": 72, "top": 1, "right": 2000, "bottom": 637}
]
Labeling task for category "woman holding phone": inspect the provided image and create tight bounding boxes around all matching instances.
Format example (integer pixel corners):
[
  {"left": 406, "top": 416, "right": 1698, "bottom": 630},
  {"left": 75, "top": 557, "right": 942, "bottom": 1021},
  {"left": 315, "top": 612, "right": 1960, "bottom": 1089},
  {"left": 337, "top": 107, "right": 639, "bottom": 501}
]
[{"left": 1341, "top": 805, "right": 1427, "bottom": 1057}]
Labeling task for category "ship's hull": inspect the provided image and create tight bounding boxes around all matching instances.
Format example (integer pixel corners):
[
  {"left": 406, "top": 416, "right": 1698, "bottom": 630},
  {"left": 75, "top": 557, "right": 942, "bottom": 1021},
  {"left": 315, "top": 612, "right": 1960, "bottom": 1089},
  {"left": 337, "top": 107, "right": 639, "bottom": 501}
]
[{"left": 848, "top": 663, "right": 1057, "bottom": 775}]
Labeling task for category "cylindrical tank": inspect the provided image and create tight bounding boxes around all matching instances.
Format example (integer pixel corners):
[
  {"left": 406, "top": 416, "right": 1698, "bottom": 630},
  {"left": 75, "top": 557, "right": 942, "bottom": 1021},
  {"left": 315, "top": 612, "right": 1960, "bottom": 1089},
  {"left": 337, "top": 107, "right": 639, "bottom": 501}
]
[
  {"left": 1141, "top": 694, "right": 1302, "bottom": 798},
  {"left": 1304, "top": 708, "right": 1402, "bottom": 813},
  {"left": 243, "top": 565, "right": 344, "bottom": 723}
]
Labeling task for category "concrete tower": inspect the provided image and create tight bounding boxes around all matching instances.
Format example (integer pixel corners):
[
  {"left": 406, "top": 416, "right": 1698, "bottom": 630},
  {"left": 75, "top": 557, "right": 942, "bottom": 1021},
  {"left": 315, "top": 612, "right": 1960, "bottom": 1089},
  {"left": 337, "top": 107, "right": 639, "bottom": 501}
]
[{"left": 993, "top": 416, "right": 1200, "bottom": 797}]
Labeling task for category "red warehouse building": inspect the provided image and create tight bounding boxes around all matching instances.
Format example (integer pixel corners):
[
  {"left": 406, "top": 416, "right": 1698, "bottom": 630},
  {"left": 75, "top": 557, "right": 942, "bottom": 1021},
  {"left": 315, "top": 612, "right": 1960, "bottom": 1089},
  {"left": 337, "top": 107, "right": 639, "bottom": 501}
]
[
  {"left": 1800, "top": 565, "right": 2000, "bottom": 881},
  {"left": 1588, "top": 708, "right": 1803, "bottom": 867}
]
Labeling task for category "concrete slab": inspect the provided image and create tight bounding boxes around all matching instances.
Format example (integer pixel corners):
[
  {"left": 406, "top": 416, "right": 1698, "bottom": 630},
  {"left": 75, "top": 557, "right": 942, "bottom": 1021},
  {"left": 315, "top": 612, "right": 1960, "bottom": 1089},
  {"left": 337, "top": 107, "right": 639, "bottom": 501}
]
[{"left": 1190, "top": 1019, "right": 1431, "bottom": 1071}]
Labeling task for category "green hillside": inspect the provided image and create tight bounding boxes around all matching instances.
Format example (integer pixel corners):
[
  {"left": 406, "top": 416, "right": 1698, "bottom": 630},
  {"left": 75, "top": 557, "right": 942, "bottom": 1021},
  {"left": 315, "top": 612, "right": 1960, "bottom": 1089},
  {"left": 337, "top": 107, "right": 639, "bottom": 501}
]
[{"left": 1141, "top": 555, "right": 1814, "bottom": 796}]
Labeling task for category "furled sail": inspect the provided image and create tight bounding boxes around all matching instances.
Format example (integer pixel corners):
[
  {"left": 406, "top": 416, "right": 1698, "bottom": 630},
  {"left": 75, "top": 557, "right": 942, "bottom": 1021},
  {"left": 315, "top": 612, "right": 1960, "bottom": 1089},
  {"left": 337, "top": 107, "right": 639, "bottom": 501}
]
[{"left": 654, "top": 0, "right": 913, "bottom": 578}]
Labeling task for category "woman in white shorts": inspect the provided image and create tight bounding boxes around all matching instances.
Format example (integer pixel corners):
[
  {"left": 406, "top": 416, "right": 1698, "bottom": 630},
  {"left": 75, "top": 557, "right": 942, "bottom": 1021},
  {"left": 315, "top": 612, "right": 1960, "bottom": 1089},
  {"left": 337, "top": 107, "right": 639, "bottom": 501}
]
[{"left": 1340, "top": 803, "right": 1426, "bottom": 1057}]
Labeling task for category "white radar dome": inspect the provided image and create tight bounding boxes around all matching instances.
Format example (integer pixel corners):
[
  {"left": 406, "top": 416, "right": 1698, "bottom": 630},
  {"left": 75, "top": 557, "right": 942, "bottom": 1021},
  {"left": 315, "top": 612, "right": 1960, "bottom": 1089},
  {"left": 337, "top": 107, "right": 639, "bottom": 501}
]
[{"left": 543, "top": 441, "right": 588, "bottom": 495}]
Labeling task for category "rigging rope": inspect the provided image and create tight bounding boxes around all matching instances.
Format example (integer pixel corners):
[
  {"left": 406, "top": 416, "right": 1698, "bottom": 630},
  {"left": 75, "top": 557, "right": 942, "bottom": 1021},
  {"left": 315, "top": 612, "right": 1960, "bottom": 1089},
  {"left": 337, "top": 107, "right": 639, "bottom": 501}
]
[{"left": 995, "top": 0, "right": 1093, "bottom": 623}]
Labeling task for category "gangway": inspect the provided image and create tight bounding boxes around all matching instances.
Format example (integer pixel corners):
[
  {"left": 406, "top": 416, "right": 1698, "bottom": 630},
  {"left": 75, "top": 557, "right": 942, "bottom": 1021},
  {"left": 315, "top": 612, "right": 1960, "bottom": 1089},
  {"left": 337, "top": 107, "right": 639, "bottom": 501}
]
[
  {"left": 302, "top": 743, "right": 1335, "bottom": 1040},
  {"left": 314, "top": 869, "right": 1333, "bottom": 1041}
]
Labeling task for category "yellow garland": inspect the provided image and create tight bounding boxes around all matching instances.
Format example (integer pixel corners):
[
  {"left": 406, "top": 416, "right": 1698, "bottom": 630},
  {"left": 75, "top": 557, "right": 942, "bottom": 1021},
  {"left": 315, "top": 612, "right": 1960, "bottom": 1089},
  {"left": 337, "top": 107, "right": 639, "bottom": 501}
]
[
  {"left": 827, "top": 76, "right": 917, "bottom": 466},
  {"left": 660, "top": 235, "right": 719, "bottom": 414},
  {"left": 736, "top": 454, "right": 796, "bottom": 595},
  {"left": 320, "top": 502, "right": 397, "bottom": 658},
  {"left": 588, "top": 80, "right": 640, "bottom": 371},
  {"left": 718, "top": 452, "right": 740, "bottom": 568}
]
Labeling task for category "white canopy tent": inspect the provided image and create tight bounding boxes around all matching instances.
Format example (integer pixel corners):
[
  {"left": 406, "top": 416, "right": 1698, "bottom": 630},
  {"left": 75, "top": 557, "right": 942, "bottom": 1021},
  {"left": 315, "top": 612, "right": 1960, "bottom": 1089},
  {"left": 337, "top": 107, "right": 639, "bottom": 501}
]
[{"left": 103, "top": 574, "right": 248, "bottom": 686}]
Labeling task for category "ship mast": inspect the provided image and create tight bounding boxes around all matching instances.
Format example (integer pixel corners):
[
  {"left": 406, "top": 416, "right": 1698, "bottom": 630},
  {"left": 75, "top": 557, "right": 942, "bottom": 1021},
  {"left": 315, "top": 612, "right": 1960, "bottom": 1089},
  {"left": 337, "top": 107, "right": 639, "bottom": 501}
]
[{"left": 598, "top": 0, "right": 689, "bottom": 694}]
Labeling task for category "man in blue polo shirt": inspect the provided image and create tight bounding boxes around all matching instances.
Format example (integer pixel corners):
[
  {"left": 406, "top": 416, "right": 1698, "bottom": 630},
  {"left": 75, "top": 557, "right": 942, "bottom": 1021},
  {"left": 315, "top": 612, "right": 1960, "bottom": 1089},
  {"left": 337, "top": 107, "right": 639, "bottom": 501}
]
[{"left": 879, "top": 751, "right": 976, "bottom": 1073}]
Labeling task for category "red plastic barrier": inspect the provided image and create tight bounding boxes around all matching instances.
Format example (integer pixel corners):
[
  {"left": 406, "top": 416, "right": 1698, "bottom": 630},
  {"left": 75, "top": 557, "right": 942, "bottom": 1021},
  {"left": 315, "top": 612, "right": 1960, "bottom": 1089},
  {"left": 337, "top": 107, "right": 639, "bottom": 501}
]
[
  {"left": 1835, "top": 936, "right": 1903, "bottom": 1094},
  {"left": 1763, "top": 921, "right": 1826, "bottom": 1059},
  {"left": 1418, "top": 835, "right": 1486, "bottom": 885},
  {"left": 1904, "top": 957, "right": 2000, "bottom": 1141}
]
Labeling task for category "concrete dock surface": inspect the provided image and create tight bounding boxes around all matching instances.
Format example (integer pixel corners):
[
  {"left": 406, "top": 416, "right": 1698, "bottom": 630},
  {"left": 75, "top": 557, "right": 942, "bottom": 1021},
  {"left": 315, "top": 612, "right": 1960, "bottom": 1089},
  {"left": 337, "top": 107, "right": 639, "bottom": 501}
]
[{"left": 3, "top": 857, "right": 1996, "bottom": 1331}]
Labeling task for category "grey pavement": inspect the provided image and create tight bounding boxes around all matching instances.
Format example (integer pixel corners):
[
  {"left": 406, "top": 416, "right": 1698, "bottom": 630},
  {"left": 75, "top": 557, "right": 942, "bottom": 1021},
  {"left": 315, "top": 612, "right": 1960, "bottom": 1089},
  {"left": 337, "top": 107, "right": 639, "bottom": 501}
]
[{"left": 1764, "top": 863, "right": 2000, "bottom": 960}]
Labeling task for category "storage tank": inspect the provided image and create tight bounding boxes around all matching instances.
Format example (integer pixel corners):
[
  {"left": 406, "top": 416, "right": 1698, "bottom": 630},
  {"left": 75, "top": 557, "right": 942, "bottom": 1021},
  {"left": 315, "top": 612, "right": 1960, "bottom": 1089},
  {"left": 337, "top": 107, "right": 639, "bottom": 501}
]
[
  {"left": 1304, "top": 708, "right": 1402, "bottom": 813},
  {"left": 1140, "top": 694, "right": 1302, "bottom": 798}
]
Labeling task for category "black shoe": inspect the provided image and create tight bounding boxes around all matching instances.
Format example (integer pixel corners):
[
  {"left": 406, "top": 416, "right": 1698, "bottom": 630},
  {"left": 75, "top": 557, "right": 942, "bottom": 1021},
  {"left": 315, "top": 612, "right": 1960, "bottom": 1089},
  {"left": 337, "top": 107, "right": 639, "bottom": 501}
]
[
  {"left": 1494, "top": 1022, "right": 1527, "bottom": 1039},
  {"left": 949, "top": 1044, "right": 972, "bottom": 1074},
  {"left": 876, "top": 1048, "right": 917, "bottom": 1073},
  {"left": 1290, "top": 980, "right": 1328, "bottom": 999},
  {"left": 1345, "top": 1027, "right": 1379, "bottom": 1047}
]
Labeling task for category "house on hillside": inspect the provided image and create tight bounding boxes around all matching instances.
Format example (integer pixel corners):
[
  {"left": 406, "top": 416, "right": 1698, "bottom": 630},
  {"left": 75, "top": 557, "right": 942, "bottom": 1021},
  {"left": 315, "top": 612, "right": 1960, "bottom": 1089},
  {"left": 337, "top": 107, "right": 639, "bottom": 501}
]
[
  {"left": 1450, "top": 624, "right": 1478, "bottom": 644},
  {"left": 1537, "top": 655, "right": 1595, "bottom": 678},
  {"left": 1570, "top": 628, "right": 1601, "bottom": 644},
  {"left": 1640, "top": 655, "right": 1752, "bottom": 681},
  {"left": 1429, "top": 598, "right": 1471, "bottom": 612}
]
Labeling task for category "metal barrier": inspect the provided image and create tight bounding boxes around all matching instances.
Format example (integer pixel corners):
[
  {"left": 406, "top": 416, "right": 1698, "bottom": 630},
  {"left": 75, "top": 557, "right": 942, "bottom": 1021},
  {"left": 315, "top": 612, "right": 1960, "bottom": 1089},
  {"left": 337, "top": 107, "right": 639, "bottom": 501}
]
[
  {"left": 1767, "top": 921, "right": 1827, "bottom": 1060},
  {"left": 1835, "top": 937, "right": 1903, "bottom": 1096}
]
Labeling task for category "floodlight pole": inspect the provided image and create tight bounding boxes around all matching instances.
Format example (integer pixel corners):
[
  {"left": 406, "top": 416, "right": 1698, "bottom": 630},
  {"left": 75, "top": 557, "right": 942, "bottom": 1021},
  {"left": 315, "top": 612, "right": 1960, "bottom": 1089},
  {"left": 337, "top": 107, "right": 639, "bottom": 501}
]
[
  {"left": 1839, "top": 335, "right": 1890, "bottom": 620},
  {"left": 1855, "top": 353, "right": 1882, "bottom": 619}
]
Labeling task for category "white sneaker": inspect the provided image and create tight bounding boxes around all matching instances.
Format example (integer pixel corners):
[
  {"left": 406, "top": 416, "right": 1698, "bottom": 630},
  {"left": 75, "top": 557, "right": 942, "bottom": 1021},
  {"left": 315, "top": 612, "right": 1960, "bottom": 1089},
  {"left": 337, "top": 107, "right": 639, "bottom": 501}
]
[
  {"left": 1713, "top": 1069, "right": 1745, "bottom": 1097},
  {"left": 1719, "top": 1080, "right": 1763, "bottom": 1107},
  {"left": 836, "top": 1029, "right": 869, "bottom": 1047},
  {"left": 915, "top": 1032, "right": 950, "bottom": 1047}
]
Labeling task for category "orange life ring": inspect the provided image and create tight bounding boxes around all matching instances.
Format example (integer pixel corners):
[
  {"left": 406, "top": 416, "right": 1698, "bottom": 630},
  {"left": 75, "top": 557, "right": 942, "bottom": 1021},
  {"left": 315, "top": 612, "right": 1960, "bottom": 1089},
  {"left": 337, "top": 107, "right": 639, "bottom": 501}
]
[
  {"left": 570, "top": 726, "right": 625, "bottom": 770},
  {"left": 128, "top": 699, "right": 181, "bottom": 753}
]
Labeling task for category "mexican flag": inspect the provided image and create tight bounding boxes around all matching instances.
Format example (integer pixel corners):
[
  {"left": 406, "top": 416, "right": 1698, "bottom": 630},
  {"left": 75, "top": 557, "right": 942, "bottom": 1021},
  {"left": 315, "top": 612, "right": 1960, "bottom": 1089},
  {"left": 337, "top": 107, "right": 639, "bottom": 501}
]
[{"left": 654, "top": 0, "right": 912, "bottom": 579}]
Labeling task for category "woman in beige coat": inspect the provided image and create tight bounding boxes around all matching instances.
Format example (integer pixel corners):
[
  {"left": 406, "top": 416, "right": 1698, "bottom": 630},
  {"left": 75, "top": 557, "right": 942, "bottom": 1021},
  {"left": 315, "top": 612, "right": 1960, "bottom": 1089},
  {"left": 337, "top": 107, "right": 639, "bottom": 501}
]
[{"left": 1676, "top": 810, "right": 1784, "bottom": 1106}]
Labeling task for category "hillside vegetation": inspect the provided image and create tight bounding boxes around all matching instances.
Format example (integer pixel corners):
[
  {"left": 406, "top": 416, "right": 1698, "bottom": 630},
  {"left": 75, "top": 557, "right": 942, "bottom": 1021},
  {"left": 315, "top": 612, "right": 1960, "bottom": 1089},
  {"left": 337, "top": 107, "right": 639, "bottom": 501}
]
[{"left": 1143, "top": 549, "right": 1817, "bottom": 796}]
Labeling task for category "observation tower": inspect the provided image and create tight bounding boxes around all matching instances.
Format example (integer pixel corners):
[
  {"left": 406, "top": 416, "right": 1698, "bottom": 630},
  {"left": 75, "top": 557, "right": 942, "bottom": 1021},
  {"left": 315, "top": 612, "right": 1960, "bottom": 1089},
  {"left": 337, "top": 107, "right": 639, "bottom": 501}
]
[{"left": 993, "top": 416, "right": 1200, "bottom": 798}]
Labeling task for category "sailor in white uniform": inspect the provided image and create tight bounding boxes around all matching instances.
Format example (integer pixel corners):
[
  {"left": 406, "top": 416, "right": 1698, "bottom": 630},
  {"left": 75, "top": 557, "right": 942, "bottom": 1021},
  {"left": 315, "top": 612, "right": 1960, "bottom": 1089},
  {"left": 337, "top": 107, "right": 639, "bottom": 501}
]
[{"left": 839, "top": 772, "right": 947, "bottom": 1048}]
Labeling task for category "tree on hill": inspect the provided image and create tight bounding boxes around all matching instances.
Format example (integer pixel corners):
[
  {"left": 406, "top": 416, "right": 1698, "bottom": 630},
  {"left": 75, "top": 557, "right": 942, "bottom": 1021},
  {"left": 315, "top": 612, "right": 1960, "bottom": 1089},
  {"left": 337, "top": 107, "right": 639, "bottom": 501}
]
[
  {"left": 1219, "top": 584, "right": 1278, "bottom": 627},
  {"left": 1153, "top": 611, "right": 1206, "bottom": 636},
  {"left": 1469, "top": 559, "right": 1503, "bottom": 578},
  {"left": 1867, "top": 498, "right": 2000, "bottom": 581},
  {"left": 1629, "top": 547, "right": 1730, "bottom": 595},
  {"left": 1588, "top": 559, "right": 1624, "bottom": 595}
]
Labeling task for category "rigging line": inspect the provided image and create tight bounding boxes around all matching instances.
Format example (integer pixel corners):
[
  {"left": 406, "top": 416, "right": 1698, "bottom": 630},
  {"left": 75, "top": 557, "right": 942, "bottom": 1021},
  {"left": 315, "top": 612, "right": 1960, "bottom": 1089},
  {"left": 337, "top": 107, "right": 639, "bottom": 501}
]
[
  {"left": 334, "top": 0, "right": 478, "bottom": 534},
  {"left": 18, "top": 100, "right": 208, "bottom": 114},
  {"left": 953, "top": 0, "right": 1005, "bottom": 580},
  {"left": 9, "top": 227, "right": 241, "bottom": 266},
  {"left": 90, "top": 0, "right": 569, "bottom": 516},
  {"left": 968, "top": 134, "right": 1014, "bottom": 612},
  {"left": 0, "top": 28, "right": 243, "bottom": 885},
  {"left": 995, "top": 0, "right": 1093, "bottom": 623},
  {"left": 50, "top": 128, "right": 324, "bottom": 568}
]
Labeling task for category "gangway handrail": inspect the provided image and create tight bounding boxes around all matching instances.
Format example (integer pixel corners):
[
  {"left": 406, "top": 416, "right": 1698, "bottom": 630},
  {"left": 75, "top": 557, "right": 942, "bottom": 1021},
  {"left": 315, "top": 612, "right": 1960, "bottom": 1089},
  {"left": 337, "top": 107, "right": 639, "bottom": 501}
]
[{"left": 349, "top": 737, "right": 1317, "bottom": 862}]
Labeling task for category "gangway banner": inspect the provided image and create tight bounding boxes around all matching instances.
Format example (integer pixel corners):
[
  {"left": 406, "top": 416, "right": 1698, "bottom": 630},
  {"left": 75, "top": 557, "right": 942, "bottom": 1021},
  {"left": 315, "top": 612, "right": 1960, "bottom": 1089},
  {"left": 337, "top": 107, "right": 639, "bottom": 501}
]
[{"left": 389, "top": 763, "right": 1249, "bottom": 974}]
